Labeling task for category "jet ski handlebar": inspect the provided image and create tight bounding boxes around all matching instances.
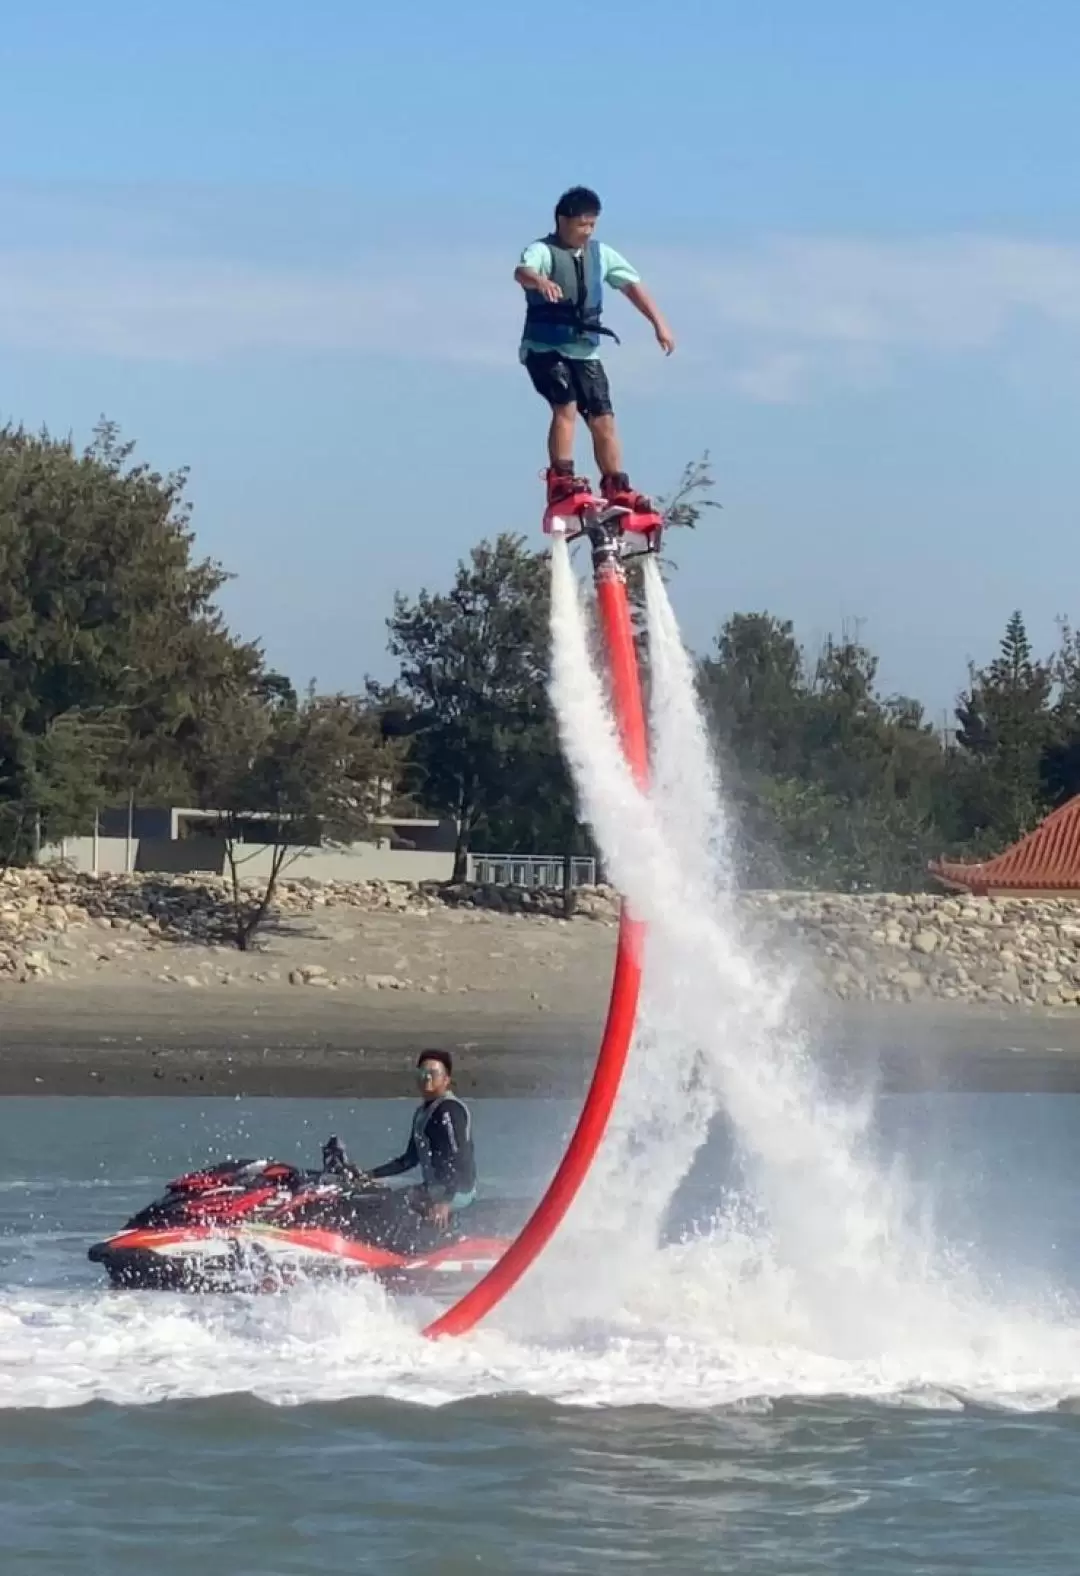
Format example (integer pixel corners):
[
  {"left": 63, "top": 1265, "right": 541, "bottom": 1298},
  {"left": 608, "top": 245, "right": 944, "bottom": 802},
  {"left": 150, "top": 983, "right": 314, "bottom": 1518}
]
[{"left": 320, "top": 1134, "right": 386, "bottom": 1190}]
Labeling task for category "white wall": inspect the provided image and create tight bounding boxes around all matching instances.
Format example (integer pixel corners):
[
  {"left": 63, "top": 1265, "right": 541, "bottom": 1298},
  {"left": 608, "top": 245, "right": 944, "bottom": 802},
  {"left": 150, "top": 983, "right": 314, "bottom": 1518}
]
[
  {"left": 41, "top": 836, "right": 454, "bottom": 885},
  {"left": 42, "top": 835, "right": 133, "bottom": 875}
]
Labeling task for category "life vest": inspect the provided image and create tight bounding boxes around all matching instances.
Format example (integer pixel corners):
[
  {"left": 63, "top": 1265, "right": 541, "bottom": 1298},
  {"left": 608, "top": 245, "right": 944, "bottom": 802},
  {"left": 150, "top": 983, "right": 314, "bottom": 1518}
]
[
  {"left": 411, "top": 1093, "right": 476, "bottom": 1194},
  {"left": 523, "top": 234, "right": 619, "bottom": 348}
]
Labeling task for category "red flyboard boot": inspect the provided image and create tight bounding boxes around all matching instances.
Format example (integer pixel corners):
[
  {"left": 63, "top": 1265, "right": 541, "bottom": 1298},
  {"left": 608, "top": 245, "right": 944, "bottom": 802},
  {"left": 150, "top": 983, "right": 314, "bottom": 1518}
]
[
  {"left": 542, "top": 465, "right": 596, "bottom": 537},
  {"left": 600, "top": 472, "right": 664, "bottom": 548}
]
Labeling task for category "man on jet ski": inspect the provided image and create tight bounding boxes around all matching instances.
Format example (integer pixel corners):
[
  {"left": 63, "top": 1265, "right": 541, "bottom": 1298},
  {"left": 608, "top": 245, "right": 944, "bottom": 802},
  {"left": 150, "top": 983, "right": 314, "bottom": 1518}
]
[{"left": 361, "top": 1050, "right": 476, "bottom": 1229}]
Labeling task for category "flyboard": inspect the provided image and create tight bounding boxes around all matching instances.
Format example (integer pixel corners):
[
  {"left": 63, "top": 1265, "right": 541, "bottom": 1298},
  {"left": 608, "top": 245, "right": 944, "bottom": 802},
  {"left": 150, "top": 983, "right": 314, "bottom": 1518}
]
[{"left": 423, "top": 492, "right": 662, "bottom": 1339}]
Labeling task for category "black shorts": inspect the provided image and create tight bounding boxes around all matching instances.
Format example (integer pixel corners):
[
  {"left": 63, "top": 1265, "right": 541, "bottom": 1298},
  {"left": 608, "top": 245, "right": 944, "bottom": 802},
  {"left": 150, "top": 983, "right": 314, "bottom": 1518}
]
[{"left": 524, "top": 351, "right": 614, "bottom": 419}]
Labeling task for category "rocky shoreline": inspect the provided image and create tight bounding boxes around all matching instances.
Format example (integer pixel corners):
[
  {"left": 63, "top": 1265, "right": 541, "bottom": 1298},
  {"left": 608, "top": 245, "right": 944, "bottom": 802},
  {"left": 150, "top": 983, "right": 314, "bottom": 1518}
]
[
  {"left": 741, "top": 891, "right": 1080, "bottom": 1009},
  {"left": 3, "top": 868, "right": 1080, "bottom": 1010},
  {"left": 0, "top": 867, "right": 616, "bottom": 990}
]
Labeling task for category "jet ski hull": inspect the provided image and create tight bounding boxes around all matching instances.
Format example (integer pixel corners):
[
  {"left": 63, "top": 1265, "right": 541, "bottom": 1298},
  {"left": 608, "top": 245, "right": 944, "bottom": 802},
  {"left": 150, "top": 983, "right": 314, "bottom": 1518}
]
[
  {"left": 89, "top": 1221, "right": 512, "bottom": 1295},
  {"left": 88, "top": 1154, "right": 513, "bottom": 1295}
]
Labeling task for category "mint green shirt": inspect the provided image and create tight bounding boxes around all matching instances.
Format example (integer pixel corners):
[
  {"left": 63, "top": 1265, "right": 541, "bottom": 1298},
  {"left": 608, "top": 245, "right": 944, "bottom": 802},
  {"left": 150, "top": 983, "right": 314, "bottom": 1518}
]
[{"left": 518, "top": 240, "right": 641, "bottom": 361}]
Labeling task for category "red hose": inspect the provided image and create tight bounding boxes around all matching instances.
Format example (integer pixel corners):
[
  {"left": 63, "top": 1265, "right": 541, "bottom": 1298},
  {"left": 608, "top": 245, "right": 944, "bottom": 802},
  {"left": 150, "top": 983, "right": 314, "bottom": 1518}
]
[{"left": 423, "top": 560, "right": 648, "bottom": 1339}]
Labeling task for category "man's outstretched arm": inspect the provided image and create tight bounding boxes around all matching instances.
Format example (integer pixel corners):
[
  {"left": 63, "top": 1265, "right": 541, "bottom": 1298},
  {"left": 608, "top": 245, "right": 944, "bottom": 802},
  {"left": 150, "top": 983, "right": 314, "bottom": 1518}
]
[
  {"left": 620, "top": 280, "right": 676, "bottom": 354},
  {"left": 515, "top": 264, "right": 562, "bottom": 301}
]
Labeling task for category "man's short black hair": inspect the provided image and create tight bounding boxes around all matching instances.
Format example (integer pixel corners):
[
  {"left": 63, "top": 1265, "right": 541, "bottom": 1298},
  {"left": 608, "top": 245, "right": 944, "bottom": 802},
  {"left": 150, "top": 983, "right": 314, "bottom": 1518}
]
[
  {"left": 418, "top": 1048, "right": 452, "bottom": 1076},
  {"left": 555, "top": 186, "right": 601, "bottom": 221}
]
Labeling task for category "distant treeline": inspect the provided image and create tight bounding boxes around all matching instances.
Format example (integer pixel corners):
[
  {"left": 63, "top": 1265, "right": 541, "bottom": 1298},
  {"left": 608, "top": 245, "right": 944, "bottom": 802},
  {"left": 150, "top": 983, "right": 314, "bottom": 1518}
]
[{"left": 1, "top": 424, "right": 1068, "bottom": 892}]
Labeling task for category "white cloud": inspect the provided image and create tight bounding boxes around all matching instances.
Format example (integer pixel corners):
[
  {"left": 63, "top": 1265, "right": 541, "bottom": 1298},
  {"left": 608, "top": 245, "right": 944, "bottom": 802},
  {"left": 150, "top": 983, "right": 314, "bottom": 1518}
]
[
  {"left": 4, "top": 232, "right": 1080, "bottom": 400},
  {"left": 0, "top": 247, "right": 512, "bottom": 365},
  {"left": 645, "top": 236, "right": 1080, "bottom": 401}
]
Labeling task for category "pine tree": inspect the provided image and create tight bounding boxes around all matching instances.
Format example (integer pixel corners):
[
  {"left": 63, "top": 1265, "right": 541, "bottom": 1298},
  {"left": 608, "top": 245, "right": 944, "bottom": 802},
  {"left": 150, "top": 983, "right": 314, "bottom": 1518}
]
[{"left": 954, "top": 610, "right": 1053, "bottom": 843}]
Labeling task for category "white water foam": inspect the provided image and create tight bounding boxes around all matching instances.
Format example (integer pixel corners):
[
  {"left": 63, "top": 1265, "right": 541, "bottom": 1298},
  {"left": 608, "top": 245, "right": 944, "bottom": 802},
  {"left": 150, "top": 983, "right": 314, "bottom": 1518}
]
[
  {"left": 531, "top": 538, "right": 1080, "bottom": 1373},
  {"left": 2, "top": 1267, "right": 1079, "bottom": 1414},
  {"left": 3, "top": 540, "right": 1080, "bottom": 1412}
]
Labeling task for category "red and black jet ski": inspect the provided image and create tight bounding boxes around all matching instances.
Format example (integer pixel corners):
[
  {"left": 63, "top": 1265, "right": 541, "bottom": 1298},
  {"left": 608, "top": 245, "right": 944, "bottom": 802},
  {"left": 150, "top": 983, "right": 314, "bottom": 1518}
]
[{"left": 88, "top": 1138, "right": 514, "bottom": 1294}]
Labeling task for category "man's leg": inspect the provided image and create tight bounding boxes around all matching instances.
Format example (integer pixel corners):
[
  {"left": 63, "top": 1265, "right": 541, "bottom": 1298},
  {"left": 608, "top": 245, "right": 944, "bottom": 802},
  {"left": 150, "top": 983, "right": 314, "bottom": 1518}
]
[
  {"left": 545, "top": 403, "right": 589, "bottom": 506},
  {"left": 525, "top": 352, "right": 592, "bottom": 507},
  {"left": 574, "top": 361, "right": 654, "bottom": 511},
  {"left": 548, "top": 399, "right": 579, "bottom": 468},
  {"left": 361, "top": 1188, "right": 420, "bottom": 1251},
  {"left": 587, "top": 413, "right": 622, "bottom": 478},
  {"left": 527, "top": 351, "right": 580, "bottom": 465}
]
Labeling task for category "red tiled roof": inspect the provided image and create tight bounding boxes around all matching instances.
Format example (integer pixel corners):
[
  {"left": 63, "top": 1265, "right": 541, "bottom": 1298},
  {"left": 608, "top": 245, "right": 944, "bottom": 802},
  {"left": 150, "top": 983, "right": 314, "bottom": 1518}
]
[{"left": 929, "top": 795, "right": 1080, "bottom": 893}]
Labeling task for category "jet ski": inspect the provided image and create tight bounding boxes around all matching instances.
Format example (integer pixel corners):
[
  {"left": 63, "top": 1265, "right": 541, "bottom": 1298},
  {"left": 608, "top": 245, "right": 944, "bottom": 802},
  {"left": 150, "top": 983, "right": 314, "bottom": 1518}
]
[{"left": 88, "top": 1137, "right": 514, "bottom": 1294}]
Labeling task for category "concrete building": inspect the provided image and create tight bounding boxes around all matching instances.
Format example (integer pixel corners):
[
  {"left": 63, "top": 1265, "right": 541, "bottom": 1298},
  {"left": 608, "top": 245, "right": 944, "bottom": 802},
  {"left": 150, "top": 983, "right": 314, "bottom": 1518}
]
[{"left": 43, "top": 804, "right": 458, "bottom": 884}]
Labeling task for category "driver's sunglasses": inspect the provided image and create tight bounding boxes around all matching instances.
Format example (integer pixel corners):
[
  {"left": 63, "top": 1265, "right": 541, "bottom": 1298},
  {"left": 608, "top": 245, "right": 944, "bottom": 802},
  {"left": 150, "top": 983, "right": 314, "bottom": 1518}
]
[{"left": 417, "top": 1066, "right": 443, "bottom": 1082}]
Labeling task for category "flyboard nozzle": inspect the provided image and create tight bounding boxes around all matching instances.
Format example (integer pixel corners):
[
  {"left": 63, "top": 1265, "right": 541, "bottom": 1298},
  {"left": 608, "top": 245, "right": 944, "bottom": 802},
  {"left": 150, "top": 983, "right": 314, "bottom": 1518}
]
[
  {"left": 580, "top": 520, "right": 624, "bottom": 583},
  {"left": 583, "top": 507, "right": 632, "bottom": 583}
]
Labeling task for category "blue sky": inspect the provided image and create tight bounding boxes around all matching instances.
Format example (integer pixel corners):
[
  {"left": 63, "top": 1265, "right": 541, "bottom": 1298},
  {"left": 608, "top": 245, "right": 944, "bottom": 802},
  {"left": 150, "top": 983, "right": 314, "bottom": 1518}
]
[{"left": 4, "top": 0, "right": 1079, "bottom": 723}]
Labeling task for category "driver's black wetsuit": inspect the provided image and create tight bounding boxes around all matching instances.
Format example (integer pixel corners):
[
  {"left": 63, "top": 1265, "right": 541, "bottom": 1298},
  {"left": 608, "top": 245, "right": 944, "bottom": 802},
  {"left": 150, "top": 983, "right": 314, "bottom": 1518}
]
[{"left": 369, "top": 1092, "right": 476, "bottom": 1208}]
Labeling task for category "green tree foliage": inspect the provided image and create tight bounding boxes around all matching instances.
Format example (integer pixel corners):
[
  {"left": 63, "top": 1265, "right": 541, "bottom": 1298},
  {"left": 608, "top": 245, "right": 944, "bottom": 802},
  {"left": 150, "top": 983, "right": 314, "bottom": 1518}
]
[
  {"left": 700, "top": 617, "right": 954, "bottom": 889},
  {"left": 0, "top": 709, "right": 127, "bottom": 875},
  {"left": 380, "top": 534, "right": 557, "bottom": 880},
  {"left": 378, "top": 455, "right": 724, "bottom": 892},
  {"left": 10, "top": 412, "right": 1080, "bottom": 902},
  {"left": 0, "top": 420, "right": 261, "bottom": 862},
  {"left": 699, "top": 612, "right": 807, "bottom": 781},
  {"left": 188, "top": 689, "right": 388, "bottom": 948},
  {"left": 658, "top": 453, "right": 724, "bottom": 535},
  {"left": 1041, "top": 619, "right": 1080, "bottom": 808},
  {"left": 954, "top": 610, "right": 1054, "bottom": 844},
  {"left": 694, "top": 606, "right": 1080, "bottom": 890}
]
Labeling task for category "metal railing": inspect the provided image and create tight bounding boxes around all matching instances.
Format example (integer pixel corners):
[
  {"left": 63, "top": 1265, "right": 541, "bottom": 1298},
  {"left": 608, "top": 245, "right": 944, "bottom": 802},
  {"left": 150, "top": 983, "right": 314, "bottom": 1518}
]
[{"left": 468, "top": 854, "right": 598, "bottom": 890}]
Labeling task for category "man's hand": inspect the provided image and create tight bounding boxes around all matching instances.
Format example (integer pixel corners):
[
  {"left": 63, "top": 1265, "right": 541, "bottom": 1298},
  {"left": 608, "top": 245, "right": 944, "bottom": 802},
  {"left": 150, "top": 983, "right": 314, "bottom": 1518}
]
[
  {"left": 427, "top": 1200, "right": 451, "bottom": 1228},
  {"left": 655, "top": 321, "right": 676, "bottom": 355},
  {"left": 515, "top": 266, "right": 563, "bottom": 302}
]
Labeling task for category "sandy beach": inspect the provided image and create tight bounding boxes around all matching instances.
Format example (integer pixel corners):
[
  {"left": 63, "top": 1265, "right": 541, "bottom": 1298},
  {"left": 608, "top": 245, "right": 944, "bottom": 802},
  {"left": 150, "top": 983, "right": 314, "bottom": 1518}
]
[
  {"left": 7, "top": 896, "right": 1080, "bottom": 1094},
  {"left": 0, "top": 896, "right": 612, "bottom": 1094}
]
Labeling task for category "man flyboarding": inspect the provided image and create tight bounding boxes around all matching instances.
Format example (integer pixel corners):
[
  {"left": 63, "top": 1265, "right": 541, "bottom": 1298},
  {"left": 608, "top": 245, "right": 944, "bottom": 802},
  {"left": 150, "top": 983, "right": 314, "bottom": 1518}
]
[{"left": 515, "top": 185, "right": 675, "bottom": 525}]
